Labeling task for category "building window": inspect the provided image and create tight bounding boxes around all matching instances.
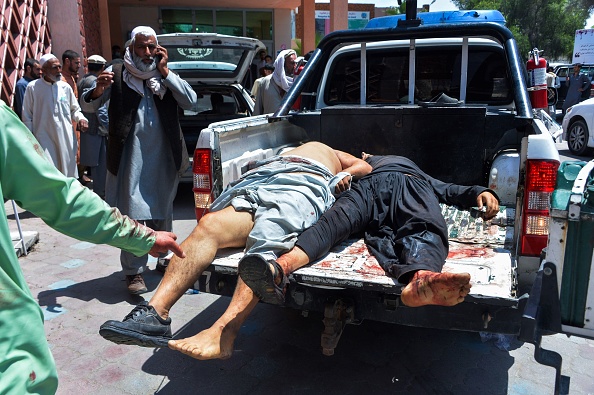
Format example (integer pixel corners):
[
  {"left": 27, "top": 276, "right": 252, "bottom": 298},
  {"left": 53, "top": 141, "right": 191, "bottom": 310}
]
[
  {"left": 215, "top": 10, "right": 242, "bottom": 36},
  {"left": 246, "top": 11, "right": 272, "bottom": 41},
  {"left": 195, "top": 10, "right": 214, "bottom": 33},
  {"left": 161, "top": 8, "right": 272, "bottom": 40},
  {"left": 162, "top": 9, "right": 193, "bottom": 33}
]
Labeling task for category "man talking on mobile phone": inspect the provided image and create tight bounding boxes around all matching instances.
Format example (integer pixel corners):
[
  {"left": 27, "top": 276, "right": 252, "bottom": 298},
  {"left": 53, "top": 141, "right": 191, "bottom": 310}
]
[{"left": 81, "top": 26, "right": 199, "bottom": 294}]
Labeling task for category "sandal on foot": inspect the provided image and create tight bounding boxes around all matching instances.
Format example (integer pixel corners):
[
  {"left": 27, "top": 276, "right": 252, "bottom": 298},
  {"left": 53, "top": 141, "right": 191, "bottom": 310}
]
[{"left": 238, "top": 255, "right": 288, "bottom": 305}]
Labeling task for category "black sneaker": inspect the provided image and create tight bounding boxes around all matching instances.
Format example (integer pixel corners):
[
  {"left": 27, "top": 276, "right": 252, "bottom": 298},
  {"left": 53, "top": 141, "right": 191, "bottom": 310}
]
[{"left": 99, "top": 301, "right": 172, "bottom": 347}]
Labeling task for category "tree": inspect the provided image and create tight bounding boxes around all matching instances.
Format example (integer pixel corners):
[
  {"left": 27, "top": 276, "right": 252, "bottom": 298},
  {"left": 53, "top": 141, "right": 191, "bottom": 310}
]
[
  {"left": 451, "top": 0, "right": 592, "bottom": 61},
  {"left": 385, "top": 2, "right": 407, "bottom": 16}
]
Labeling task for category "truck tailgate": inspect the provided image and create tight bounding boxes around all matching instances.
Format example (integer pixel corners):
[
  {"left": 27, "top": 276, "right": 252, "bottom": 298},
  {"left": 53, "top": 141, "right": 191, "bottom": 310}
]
[{"left": 200, "top": 205, "right": 516, "bottom": 300}]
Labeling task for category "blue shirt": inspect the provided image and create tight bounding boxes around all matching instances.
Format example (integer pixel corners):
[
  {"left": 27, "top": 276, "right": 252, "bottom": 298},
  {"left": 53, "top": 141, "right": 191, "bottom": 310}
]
[{"left": 14, "top": 76, "right": 33, "bottom": 119}]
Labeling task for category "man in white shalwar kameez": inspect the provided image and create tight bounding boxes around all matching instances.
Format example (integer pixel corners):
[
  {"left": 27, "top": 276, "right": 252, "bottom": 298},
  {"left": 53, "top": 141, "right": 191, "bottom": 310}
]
[
  {"left": 253, "top": 49, "right": 297, "bottom": 115},
  {"left": 22, "top": 54, "right": 88, "bottom": 177},
  {"left": 81, "top": 26, "right": 198, "bottom": 294}
]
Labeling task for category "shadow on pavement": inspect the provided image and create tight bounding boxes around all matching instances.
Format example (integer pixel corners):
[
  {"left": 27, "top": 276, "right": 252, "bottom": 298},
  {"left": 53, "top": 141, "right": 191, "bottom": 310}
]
[
  {"left": 37, "top": 268, "right": 166, "bottom": 307},
  {"left": 6, "top": 210, "right": 37, "bottom": 220},
  {"left": 138, "top": 299, "right": 518, "bottom": 395}
]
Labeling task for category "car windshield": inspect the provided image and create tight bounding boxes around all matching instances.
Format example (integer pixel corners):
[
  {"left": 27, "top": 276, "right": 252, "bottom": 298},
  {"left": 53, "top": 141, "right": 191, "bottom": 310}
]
[{"left": 164, "top": 45, "right": 247, "bottom": 74}]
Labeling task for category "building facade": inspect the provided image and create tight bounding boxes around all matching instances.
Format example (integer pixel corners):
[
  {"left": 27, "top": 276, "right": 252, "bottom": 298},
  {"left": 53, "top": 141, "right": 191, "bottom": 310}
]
[
  {"left": 0, "top": 0, "right": 51, "bottom": 106},
  {"left": 1, "top": 0, "right": 379, "bottom": 110}
]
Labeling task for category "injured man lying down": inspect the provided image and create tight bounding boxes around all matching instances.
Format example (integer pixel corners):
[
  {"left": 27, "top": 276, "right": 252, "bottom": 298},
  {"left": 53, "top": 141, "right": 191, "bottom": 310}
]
[
  {"left": 99, "top": 141, "right": 372, "bottom": 360},
  {"left": 101, "top": 147, "right": 498, "bottom": 361},
  {"left": 239, "top": 153, "right": 500, "bottom": 308}
]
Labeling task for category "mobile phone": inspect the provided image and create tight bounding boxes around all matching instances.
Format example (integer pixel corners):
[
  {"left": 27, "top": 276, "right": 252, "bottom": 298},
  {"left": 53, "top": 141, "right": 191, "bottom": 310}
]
[{"left": 470, "top": 206, "right": 487, "bottom": 219}]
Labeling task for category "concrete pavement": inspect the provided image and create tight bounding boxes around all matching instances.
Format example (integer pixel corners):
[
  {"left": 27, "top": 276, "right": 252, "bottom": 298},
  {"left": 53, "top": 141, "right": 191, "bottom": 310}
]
[{"left": 6, "top": 182, "right": 594, "bottom": 395}]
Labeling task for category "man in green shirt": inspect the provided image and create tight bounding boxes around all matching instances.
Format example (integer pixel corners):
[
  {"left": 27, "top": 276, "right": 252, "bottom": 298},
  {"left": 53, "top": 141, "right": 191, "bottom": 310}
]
[{"left": 0, "top": 100, "right": 184, "bottom": 394}]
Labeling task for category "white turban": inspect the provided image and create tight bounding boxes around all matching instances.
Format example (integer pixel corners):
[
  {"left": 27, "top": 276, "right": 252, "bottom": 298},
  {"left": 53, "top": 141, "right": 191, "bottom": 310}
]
[
  {"left": 124, "top": 25, "right": 166, "bottom": 99},
  {"left": 39, "top": 54, "right": 57, "bottom": 67},
  {"left": 272, "top": 49, "right": 297, "bottom": 92},
  {"left": 130, "top": 26, "right": 158, "bottom": 43}
]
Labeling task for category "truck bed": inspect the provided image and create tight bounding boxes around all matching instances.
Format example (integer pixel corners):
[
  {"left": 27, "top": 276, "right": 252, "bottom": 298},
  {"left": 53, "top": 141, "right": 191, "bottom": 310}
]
[{"left": 198, "top": 205, "right": 516, "bottom": 301}]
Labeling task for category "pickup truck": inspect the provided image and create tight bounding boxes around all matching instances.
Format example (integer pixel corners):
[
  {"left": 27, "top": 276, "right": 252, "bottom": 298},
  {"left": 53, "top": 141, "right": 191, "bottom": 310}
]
[{"left": 187, "top": 9, "right": 593, "bottom": 394}]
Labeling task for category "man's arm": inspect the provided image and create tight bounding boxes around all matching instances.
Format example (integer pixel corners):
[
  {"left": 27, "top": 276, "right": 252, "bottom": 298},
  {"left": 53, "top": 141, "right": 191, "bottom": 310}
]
[
  {"left": 335, "top": 150, "right": 372, "bottom": 179},
  {"left": 14, "top": 82, "right": 26, "bottom": 119},
  {"left": 68, "top": 86, "right": 88, "bottom": 132},
  {"left": 580, "top": 74, "right": 591, "bottom": 91},
  {"left": 80, "top": 69, "right": 113, "bottom": 113},
  {"left": 152, "top": 44, "right": 197, "bottom": 110},
  {"left": 97, "top": 101, "right": 109, "bottom": 133},
  {"left": 0, "top": 101, "right": 182, "bottom": 258},
  {"left": 333, "top": 150, "right": 372, "bottom": 194},
  {"left": 161, "top": 71, "right": 198, "bottom": 110},
  {"left": 426, "top": 175, "right": 500, "bottom": 220}
]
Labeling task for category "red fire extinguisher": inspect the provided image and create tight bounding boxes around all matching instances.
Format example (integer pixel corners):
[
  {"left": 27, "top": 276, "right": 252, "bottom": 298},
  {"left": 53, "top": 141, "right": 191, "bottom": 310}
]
[
  {"left": 527, "top": 48, "right": 548, "bottom": 110},
  {"left": 292, "top": 57, "right": 306, "bottom": 111}
]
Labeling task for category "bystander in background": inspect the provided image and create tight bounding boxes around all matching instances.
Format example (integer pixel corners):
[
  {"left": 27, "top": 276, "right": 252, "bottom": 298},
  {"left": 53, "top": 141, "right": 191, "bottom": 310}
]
[
  {"left": 253, "top": 49, "right": 297, "bottom": 115},
  {"left": 250, "top": 63, "right": 274, "bottom": 100},
  {"left": 562, "top": 63, "right": 591, "bottom": 116},
  {"left": 81, "top": 26, "right": 198, "bottom": 294},
  {"left": 22, "top": 54, "right": 88, "bottom": 177},
  {"left": 78, "top": 54, "right": 109, "bottom": 199},
  {"left": 13, "top": 58, "right": 41, "bottom": 119}
]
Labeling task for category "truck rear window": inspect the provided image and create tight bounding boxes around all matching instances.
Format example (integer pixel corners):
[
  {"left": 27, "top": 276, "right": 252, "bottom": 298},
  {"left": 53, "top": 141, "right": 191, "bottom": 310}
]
[{"left": 325, "top": 45, "right": 512, "bottom": 105}]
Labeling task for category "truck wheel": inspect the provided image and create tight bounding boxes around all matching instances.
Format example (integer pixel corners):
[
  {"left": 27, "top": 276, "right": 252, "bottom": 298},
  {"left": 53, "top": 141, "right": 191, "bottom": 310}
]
[{"left": 567, "top": 120, "right": 594, "bottom": 156}]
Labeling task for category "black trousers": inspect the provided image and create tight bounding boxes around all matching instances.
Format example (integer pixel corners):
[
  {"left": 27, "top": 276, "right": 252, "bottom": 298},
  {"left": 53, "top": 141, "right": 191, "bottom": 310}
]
[{"left": 295, "top": 172, "right": 448, "bottom": 282}]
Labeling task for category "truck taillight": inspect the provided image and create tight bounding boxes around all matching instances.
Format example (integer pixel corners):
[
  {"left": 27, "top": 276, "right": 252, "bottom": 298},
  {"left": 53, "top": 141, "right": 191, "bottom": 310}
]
[
  {"left": 520, "top": 159, "right": 559, "bottom": 256},
  {"left": 193, "top": 148, "right": 213, "bottom": 221}
]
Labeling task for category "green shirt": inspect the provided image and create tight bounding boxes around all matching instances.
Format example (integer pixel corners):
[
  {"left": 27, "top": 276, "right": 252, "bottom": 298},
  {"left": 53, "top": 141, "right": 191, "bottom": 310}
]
[{"left": 0, "top": 101, "right": 155, "bottom": 394}]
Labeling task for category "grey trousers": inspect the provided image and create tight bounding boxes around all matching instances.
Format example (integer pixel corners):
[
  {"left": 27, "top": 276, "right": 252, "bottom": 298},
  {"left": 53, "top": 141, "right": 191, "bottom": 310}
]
[{"left": 120, "top": 217, "right": 172, "bottom": 275}]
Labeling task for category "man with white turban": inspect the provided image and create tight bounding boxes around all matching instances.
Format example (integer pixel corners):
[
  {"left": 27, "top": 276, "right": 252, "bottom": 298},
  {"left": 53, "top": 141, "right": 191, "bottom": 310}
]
[
  {"left": 253, "top": 49, "right": 297, "bottom": 115},
  {"left": 22, "top": 53, "right": 88, "bottom": 177},
  {"left": 81, "top": 26, "right": 198, "bottom": 294}
]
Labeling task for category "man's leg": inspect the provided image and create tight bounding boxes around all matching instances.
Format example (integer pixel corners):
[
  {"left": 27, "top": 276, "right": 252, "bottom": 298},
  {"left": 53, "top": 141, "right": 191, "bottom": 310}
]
[
  {"left": 401, "top": 270, "right": 471, "bottom": 307},
  {"left": 121, "top": 221, "right": 151, "bottom": 294},
  {"left": 168, "top": 179, "right": 341, "bottom": 357},
  {"left": 121, "top": 218, "right": 172, "bottom": 294},
  {"left": 148, "top": 207, "right": 253, "bottom": 320},
  {"left": 240, "top": 182, "right": 373, "bottom": 302},
  {"left": 168, "top": 279, "right": 259, "bottom": 360},
  {"left": 92, "top": 136, "right": 107, "bottom": 199},
  {"left": 381, "top": 175, "right": 470, "bottom": 307},
  {"left": 99, "top": 207, "right": 254, "bottom": 346}
]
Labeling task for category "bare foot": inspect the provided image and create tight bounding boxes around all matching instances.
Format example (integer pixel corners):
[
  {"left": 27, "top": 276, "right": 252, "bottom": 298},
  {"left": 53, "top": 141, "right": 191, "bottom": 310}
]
[
  {"left": 168, "top": 324, "right": 237, "bottom": 360},
  {"left": 400, "top": 270, "right": 471, "bottom": 307}
]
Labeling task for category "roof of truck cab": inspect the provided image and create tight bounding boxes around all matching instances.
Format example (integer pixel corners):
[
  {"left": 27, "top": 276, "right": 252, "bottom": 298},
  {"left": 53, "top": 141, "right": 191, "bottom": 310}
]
[
  {"left": 366, "top": 10, "right": 506, "bottom": 29},
  {"left": 331, "top": 37, "right": 503, "bottom": 53}
]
